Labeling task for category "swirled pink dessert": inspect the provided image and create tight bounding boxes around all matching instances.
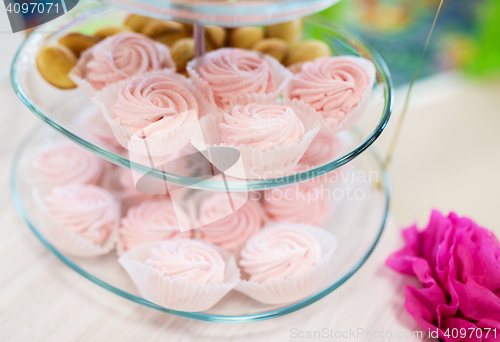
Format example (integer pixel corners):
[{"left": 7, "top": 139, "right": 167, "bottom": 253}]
[
  {"left": 44, "top": 184, "right": 119, "bottom": 245},
  {"left": 296, "top": 133, "right": 342, "bottom": 169},
  {"left": 145, "top": 239, "right": 226, "bottom": 284},
  {"left": 33, "top": 143, "right": 104, "bottom": 187},
  {"left": 288, "top": 56, "right": 374, "bottom": 127},
  {"left": 112, "top": 73, "right": 199, "bottom": 135},
  {"left": 195, "top": 194, "right": 263, "bottom": 252},
  {"left": 198, "top": 48, "right": 275, "bottom": 108},
  {"left": 219, "top": 103, "right": 305, "bottom": 150},
  {"left": 240, "top": 226, "right": 322, "bottom": 282},
  {"left": 262, "top": 182, "right": 329, "bottom": 225},
  {"left": 120, "top": 199, "right": 191, "bottom": 251},
  {"left": 80, "top": 32, "right": 175, "bottom": 91}
]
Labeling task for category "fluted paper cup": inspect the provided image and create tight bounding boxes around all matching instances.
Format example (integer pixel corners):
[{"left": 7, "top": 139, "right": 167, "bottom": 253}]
[
  {"left": 118, "top": 241, "right": 241, "bottom": 312},
  {"left": 235, "top": 223, "right": 337, "bottom": 305}
]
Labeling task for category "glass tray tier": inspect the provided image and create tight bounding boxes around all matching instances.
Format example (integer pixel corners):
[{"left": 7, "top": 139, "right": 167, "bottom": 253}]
[
  {"left": 12, "top": 124, "right": 390, "bottom": 323},
  {"left": 11, "top": 6, "right": 393, "bottom": 192},
  {"left": 98, "top": 0, "right": 342, "bottom": 27}
]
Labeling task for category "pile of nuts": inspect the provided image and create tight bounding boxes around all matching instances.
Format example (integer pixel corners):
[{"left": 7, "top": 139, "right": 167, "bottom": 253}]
[{"left": 36, "top": 14, "right": 332, "bottom": 89}]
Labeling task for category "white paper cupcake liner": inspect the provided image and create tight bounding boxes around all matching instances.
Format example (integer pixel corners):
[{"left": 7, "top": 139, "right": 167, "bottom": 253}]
[
  {"left": 235, "top": 223, "right": 337, "bottom": 305},
  {"left": 92, "top": 71, "right": 211, "bottom": 157},
  {"left": 33, "top": 189, "right": 119, "bottom": 258},
  {"left": 191, "top": 97, "right": 321, "bottom": 180},
  {"left": 284, "top": 56, "right": 376, "bottom": 133},
  {"left": 187, "top": 49, "right": 293, "bottom": 109},
  {"left": 69, "top": 42, "right": 175, "bottom": 98},
  {"left": 118, "top": 241, "right": 241, "bottom": 312}
]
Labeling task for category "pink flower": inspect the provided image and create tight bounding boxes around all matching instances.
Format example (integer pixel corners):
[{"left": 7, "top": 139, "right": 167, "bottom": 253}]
[{"left": 386, "top": 210, "right": 500, "bottom": 342}]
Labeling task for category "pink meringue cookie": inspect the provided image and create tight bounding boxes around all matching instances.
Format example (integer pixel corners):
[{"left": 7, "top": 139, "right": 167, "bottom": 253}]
[
  {"left": 145, "top": 239, "right": 226, "bottom": 284},
  {"left": 219, "top": 103, "right": 305, "bottom": 150},
  {"left": 112, "top": 73, "right": 199, "bottom": 136},
  {"left": 195, "top": 48, "right": 275, "bottom": 108},
  {"left": 240, "top": 226, "right": 322, "bottom": 283},
  {"left": 75, "top": 32, "right": 175, "bottom": 92},
  {"left": 32, "top": 143, "right": 105, "bottom": 187},
  {"left": 44, "top": 184, "right": 119, "bottom": 245},
  {"left": 195, "top": 194, "right": 264, "bottom": 253},
  {"left": 262, "top": 181, "right": 329, "bottom": 225},
  {"left": 287, "top": 56, "right": 375, "bottom": 128},
  {"left": 120, "top": 199, "right": 191, "bottom": 251},
  {"left": 296, "top": 133, "right": 342, "bottom": 170}
]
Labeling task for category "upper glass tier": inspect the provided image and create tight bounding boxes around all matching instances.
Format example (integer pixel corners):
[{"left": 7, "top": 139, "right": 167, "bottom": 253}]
[
  {"left": 98, "top": 0, "right": 342, "bottom": 26},
  {"left": 11, "top": 5, "right": 393, "bottom": 192}
]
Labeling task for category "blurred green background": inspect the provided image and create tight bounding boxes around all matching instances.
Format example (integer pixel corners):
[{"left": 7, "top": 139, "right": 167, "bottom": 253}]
[{"left": 320, "top": 0, "right": 500, "bottom": 85}]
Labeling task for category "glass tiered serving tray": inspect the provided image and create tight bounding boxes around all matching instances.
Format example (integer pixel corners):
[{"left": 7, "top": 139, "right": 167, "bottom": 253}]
[{"left": 10, "top": 2, "right": 393, "bottom": 322}]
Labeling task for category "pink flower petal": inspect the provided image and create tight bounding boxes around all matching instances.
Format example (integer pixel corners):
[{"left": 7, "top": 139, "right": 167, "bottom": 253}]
[
  {"left": 385, "top": 225, "right": 420, "bottom": 275},
  {"left": 477, "top": 318, "right": 500, "bottom": 342},
  {"left": 387, "top": 210, "right": 500, "bottom": 339},
  {"left": 404, "top": 282, "right": 446, "bottom": 330},
  {"left": 451, "top": 278, "right": 500, "bottom": 322}
]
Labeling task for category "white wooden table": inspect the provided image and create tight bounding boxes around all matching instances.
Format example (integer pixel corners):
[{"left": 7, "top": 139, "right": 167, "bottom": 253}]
[{"left": 0, "top": 72, "right": 499, "bottom": 341}]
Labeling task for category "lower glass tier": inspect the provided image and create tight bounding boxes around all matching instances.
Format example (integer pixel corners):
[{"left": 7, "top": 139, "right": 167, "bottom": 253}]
[{"left": 11, "top": 125, "right": 390, "bottom": 323}]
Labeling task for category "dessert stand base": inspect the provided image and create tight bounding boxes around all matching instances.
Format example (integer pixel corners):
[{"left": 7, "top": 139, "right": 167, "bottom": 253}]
[{"left": 12, "top": 125, "right": 390, "bottom": 323}]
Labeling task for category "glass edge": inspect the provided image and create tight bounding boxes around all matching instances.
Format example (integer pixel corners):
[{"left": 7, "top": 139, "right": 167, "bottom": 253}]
[
  {"left": 10, "top": 124, "right": 391, "bottom": 323},
  {"left": 98, "top": 0, "right": 338, "bottom": 27},
  {"left": 10, "top": 5, "right": 393, "bottom": 193}
]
